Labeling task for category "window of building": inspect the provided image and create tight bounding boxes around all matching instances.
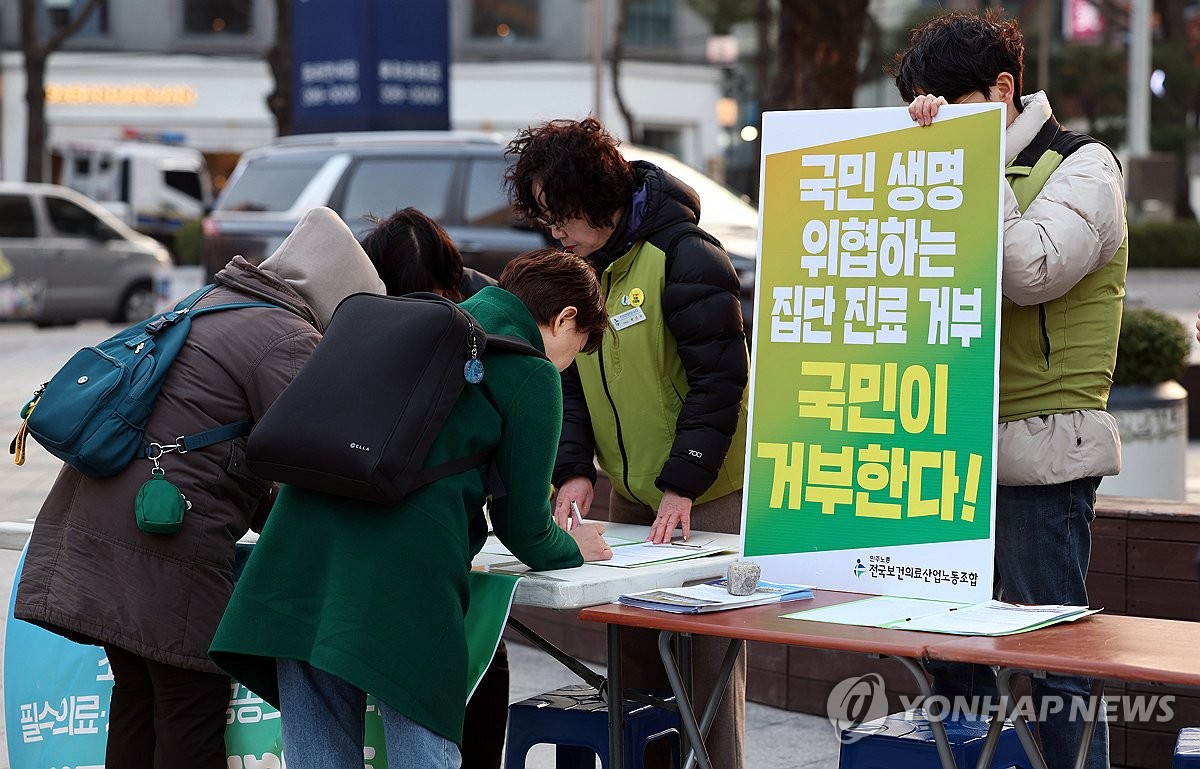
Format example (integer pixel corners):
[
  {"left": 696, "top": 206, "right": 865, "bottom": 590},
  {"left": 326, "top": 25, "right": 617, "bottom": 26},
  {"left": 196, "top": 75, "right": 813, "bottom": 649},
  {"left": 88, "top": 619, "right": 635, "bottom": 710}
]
[
  {"left": 624, "top": 0, "right": 673, "bottom": 48},
  {"left": 184, "top": 0, "right": 252, "bottom": 36},
  {"left": 639, "top": 128, "right": 682, "bottom": 158},
  {"left": 42, "top": 0, "right": 108, "bottom": 35},
  {"left": 471, "top": 0, "right": 539, "bottom": 41}
]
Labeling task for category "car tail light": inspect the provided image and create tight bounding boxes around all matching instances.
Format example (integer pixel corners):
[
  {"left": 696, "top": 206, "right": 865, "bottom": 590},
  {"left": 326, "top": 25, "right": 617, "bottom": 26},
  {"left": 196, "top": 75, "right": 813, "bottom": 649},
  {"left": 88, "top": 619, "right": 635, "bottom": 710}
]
[{"left": 201, "top": 217, "right": 220, "bottom": 237}]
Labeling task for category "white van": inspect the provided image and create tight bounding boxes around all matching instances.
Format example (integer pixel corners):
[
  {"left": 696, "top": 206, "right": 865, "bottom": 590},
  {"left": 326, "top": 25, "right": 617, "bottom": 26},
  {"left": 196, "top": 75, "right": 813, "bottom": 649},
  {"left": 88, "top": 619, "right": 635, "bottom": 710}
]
[{"left": 54, "top": 141, "right": 213, "bottom": 240}]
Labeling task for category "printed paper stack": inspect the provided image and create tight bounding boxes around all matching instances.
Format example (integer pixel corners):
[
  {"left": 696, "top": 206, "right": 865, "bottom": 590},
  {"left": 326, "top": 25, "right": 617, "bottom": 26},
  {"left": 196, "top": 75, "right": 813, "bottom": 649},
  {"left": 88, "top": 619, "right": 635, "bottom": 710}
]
[{"left": 617, "top": 579, "right": 814, "bottom": 614}]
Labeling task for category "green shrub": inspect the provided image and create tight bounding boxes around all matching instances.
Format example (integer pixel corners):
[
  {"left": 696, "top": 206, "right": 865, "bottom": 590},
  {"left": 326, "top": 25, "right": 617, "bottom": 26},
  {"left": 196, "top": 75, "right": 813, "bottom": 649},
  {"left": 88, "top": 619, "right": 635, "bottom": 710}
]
[
  {"left": 173, "top": 219, "right": 204, "bottom": 266},
  {"left": 1126, "top": 221, "right": 1200, "bottom": 269},
  {"left": 1113, "top": 306, "right": 1191, "bottom": 385}
]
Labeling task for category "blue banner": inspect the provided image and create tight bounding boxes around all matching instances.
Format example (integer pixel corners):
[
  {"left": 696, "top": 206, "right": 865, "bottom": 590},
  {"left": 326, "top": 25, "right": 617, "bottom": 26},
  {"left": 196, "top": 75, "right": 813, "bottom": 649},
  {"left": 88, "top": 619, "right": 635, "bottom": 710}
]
[
  {"left": 292, "top": 0, "right": 451, "bottom": 133},
  {"left": 5, "top": 546, "right": 516, "bottom": 767}
]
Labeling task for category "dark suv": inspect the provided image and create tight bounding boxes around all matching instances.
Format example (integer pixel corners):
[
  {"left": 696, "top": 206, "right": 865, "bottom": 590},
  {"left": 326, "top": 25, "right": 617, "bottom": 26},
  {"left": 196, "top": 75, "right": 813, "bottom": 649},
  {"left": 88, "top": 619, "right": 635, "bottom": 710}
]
[{"left": 202, "top": 132, "right": 756, "bottom": 327}]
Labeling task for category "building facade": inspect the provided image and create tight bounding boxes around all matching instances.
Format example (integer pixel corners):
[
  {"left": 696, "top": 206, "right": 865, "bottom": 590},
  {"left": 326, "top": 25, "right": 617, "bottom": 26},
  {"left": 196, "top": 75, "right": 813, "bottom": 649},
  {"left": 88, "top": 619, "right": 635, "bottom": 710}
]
[{"left": 0, "top": 0, "right": 727, "bottom": 183}]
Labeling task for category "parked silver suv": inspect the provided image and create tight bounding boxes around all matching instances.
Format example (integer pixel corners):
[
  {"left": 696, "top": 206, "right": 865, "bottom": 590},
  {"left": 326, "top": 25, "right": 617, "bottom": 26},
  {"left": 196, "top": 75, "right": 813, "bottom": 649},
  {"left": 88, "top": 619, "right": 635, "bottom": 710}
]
[{"left": 202, "top": 132, "right": 756, "bottom": 328}]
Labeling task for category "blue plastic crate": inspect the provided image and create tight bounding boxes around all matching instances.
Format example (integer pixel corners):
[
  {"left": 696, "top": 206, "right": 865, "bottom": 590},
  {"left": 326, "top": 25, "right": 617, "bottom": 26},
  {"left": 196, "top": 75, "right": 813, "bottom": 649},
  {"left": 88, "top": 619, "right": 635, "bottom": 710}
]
[
  {"left": 505, "top": 684, "right": 680, "bottom": 769},
  {"left": 840, "top": 708, "right": 1033, "bottom": 769},
  {"left": 1173, "top": 727, "right": 1200, "bottom": 768}
]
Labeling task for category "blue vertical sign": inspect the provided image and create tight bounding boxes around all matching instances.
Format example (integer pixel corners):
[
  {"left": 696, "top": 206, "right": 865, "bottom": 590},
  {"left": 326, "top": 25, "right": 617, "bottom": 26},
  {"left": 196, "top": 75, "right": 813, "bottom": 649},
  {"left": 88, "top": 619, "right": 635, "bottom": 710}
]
[{"left": 292, "top": 0, "right": 451, "bottom": 134}]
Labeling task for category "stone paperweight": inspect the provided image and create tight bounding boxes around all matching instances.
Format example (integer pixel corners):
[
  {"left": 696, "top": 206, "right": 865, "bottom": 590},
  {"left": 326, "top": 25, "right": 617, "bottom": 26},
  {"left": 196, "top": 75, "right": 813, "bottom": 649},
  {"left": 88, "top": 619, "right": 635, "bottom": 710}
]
[{"left": 726, "top": 561, "right": 761, "bottom": 596}]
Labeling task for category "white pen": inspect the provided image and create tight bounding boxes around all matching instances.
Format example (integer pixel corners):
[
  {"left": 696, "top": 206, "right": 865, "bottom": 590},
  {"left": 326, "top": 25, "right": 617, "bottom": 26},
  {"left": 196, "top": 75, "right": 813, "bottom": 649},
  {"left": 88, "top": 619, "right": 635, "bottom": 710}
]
[{"left": 570, "top": 499, "right": 584, "bottom": 529}]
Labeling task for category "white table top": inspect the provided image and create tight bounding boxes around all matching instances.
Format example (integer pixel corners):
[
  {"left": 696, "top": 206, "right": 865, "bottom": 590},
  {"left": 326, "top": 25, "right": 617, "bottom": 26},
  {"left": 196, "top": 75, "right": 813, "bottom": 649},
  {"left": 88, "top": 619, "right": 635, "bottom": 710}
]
[{"left": 472, "top": 523, "right": 741, "bottom": 610}]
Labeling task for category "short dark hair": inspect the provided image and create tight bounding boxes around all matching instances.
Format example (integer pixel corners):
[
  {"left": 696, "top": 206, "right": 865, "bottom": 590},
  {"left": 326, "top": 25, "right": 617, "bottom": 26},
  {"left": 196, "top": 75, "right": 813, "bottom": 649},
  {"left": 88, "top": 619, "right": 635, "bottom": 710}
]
[
  {"left": 504, "top": 117, "right": 636, "bottom": 231},
  {"left": 498, "top": 248, "right": 608, "bottom": 354},
  {"left": 890, "top": 10, "right": 1024, "bottom": 110},
  {"left": 360, "top": 207, "right": 464, "bottom": 302}
]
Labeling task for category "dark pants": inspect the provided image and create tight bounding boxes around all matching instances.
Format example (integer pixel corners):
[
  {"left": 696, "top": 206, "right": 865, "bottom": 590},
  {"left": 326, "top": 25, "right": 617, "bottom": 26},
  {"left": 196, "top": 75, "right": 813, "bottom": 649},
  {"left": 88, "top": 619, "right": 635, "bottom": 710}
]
[
  {"left": 925, "top": 478, "right": 1109, "bottom": 769},
  {"left": 461, "top": 639, "right": 510, "bottom": 769},
  {"left": 608, "top": 489, "right": 747, "bottom": 769},
  {"left": 103, "top": 644, "right": 232, "bottom": 769}
]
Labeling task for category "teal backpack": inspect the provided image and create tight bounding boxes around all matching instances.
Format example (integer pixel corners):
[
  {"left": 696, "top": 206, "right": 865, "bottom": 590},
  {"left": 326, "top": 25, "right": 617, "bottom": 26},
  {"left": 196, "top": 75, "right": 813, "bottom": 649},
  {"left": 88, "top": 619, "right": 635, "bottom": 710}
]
[{"left": 11, "top": 284, "right": 278, "bottom": 477}]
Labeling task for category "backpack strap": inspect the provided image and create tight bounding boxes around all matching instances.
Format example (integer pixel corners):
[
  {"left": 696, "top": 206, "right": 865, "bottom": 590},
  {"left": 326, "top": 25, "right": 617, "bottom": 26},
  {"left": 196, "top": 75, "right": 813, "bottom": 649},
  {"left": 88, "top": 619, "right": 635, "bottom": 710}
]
[
  {"left": 128, "top": 285, "right": 279, "bottom": 347},
  {"left": 138, "top": 287, "right": 282, "bottom": 457},
  {"left": 139, "top": 420, "right": 255, "bottom": 459},
  {"left": 412, "top": 332, "right": 547, "bottom": 496},
  {"left": 178, "top": 283, "right": 218, "bottom": 307},
  {"left": 1007, "top": 117, "right": 1117, "bottom": 214}
]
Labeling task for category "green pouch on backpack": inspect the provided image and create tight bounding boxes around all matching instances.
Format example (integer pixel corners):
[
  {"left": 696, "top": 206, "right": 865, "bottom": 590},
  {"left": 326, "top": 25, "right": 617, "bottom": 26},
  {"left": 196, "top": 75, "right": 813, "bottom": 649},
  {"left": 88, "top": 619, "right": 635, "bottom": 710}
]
[{"left": 135, "top": 475, "right": 189, "bottom": 535}]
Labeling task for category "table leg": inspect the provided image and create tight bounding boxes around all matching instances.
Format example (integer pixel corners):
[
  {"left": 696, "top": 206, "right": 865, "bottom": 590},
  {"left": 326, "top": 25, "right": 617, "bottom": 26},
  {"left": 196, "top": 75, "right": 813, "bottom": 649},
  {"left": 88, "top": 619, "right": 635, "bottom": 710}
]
[
  {"left": 972, "top": 704, "right": 1007, "bottom": 769},
  {"left": 1071, "top": 678, "right": 1105, "bottom": 769},
  {"left": 888, "top": 655, "right": 959, "bottom": 769},
  {"left": 679, "top": 631, "right": 693, "bottom": 701},
  {"left": 684, "top": 636, "right": 743, "bottom": 769},
  {"left": 678, "top": 632, "right": 693, "bottom": 762},
  {"left": 506, "top": 616, "right": 607, "bottom": 691},
  {"left": 609, "top": 623, "right": 625, "bottom": 769},
  {"left": 655, "top": 630, "right": 742, "bottom": 769},
  {"left": 996, "top": 668, "right": 1049, "bottom": 769},
  {"left": 657, "top": 630, "right": 710, "bottom": 769}
]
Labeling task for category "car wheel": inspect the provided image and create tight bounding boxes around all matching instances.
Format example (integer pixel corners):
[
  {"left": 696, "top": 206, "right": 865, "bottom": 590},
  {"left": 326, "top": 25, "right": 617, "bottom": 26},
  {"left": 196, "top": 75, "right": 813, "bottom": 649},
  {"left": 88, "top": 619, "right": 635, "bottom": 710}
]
[{"left": 113, "top": 282, "right": 156, "bottom": 324}]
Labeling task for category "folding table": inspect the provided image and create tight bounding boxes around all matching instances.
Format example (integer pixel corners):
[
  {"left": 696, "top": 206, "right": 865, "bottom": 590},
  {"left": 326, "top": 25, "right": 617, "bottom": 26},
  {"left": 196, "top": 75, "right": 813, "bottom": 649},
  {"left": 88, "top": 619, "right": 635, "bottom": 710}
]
[{"left": 579, "top": 591, "right": 1200, "bottom": 769}]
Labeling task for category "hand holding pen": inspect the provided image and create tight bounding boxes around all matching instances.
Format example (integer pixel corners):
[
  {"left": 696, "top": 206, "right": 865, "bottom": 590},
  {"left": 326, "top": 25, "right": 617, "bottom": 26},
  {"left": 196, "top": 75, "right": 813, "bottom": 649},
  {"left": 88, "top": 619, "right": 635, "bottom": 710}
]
[
  {"left": 565, "top": 499, "right": 611, "bottom": 560},
  {"left": 553, "top": 476, "right": 594, "bottom": 531}
]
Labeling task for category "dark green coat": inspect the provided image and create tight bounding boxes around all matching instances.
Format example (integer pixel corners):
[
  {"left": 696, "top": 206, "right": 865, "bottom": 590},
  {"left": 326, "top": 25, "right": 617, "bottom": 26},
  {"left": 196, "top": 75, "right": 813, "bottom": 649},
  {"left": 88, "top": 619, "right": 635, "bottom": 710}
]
[{"left": 209, "top": 287, "right": 583, "bottom": 744}]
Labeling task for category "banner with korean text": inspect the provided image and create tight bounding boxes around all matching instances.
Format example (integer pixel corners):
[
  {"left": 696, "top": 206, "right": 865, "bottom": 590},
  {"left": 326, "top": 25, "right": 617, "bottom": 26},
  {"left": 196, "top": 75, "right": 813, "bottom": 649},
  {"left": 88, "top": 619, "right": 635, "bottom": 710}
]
[
  {"left": 4, "top": 546, "right": 517, "bottom": 768},
  {"left": 742, "top": 104, "right": 1005, "bottom": 602}
]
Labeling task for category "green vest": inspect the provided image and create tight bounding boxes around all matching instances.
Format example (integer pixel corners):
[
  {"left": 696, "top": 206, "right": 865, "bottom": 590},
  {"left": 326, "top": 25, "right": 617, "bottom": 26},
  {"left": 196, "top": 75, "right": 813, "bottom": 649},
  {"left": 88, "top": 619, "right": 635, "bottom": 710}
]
[
  {"left": 999, "top": 132, "right": 1127, "bottom": 422},
  {"left": 576, "top": 237, "right": 748, "bottom": 508}
]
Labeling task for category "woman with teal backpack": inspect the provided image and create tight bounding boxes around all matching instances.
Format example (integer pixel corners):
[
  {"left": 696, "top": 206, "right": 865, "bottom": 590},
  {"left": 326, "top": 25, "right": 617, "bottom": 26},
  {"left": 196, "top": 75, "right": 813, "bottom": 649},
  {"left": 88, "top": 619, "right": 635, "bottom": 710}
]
[{"left": 14, "top": 207, "right": 387, "bottom": 769}]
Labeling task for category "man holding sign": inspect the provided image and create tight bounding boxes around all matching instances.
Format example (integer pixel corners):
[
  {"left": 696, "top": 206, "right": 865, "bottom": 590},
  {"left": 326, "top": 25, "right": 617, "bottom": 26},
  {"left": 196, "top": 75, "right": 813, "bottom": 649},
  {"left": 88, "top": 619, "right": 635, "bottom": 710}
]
[{"left": 893, "top": 11, "right": 1127, "bottom": 769}]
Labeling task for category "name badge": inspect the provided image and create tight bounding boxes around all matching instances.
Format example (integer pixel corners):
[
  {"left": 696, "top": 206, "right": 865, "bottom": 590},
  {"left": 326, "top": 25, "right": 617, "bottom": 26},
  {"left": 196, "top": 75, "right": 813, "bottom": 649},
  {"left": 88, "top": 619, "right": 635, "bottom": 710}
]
[{"left": 610, "top": 307, "right": 647, "bottom": 331}]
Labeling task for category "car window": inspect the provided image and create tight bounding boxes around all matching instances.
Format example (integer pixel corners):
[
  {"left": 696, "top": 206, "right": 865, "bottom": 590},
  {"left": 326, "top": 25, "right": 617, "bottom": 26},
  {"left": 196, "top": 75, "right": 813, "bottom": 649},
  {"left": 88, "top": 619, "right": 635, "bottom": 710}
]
[
  {"left": 164, "top": 170, "right": 204, "bottom": 201},
  {"left": 45, "top": 196, "right": 101, "bottom": 239},
  {"left": 464, "top": 158, "right": 514, "bottom": 227},
  {"left": 337, "top": 157, "right": 454, "bottom": 231},
  {"left": 218, "top": 155, "right": 328, "bottom": 212},
  {"left": 620, "top": 146, "right": 758, "bottom": 231},
  {"left": 0, "top": 195, "right": 37, "bottom": 238}
]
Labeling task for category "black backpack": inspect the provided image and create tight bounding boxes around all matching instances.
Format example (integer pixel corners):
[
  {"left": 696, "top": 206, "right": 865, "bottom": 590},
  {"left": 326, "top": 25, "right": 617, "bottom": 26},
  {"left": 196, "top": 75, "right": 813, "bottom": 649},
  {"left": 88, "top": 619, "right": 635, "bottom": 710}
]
[{"left": 245, "top": 292, "right": 546, "bottom": 505}]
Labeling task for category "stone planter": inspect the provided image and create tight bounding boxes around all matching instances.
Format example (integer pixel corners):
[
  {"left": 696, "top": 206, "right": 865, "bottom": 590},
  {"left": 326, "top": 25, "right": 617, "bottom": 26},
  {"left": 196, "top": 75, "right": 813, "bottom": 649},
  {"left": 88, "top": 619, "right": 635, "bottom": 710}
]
[{"left": 1102, "top": 381, "right": 1188, "bottom": 500}]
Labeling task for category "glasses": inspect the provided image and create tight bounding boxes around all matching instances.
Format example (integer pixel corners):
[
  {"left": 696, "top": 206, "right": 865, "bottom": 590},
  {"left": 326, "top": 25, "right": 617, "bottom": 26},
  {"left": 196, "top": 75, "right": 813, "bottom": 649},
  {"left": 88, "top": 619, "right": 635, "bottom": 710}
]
[{"left": 534, "top": 212, "right": 572, "bottom": 231}]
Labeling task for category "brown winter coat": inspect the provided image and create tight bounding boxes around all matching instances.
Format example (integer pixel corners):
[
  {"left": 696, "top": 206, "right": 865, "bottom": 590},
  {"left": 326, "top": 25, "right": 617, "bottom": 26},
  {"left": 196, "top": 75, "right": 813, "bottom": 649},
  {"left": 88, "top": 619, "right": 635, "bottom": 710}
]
[{"left": 15, "top": 259, "right": 328, "bottom": 673}]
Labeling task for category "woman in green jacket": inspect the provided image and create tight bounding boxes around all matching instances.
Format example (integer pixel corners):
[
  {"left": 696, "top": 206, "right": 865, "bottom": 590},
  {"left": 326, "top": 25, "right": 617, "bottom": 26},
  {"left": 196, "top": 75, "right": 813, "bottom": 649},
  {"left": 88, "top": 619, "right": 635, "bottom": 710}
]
[{"left": 209, "top": 249, "right": 611, "bottom": 768}]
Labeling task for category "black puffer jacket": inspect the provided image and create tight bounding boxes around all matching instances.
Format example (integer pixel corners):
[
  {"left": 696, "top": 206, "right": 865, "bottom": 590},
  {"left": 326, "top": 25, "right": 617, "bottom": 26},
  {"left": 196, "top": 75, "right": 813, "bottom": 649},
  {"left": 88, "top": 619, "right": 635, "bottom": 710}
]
[{"left": 554, "top": 162, "right": 749, "bottom": 503}]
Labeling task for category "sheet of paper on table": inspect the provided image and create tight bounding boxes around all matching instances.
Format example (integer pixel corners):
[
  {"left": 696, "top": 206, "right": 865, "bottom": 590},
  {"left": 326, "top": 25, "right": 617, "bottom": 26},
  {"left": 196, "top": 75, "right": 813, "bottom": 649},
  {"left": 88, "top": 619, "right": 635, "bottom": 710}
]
[
  {"left": 485, "top": 538, "right": 734, "bottom": 574},
  {"left": 597, "top": 539, "right": 734, "bottom": 568},
  {"left": 480, "top": 533, "right": 638, "bottom": 557},
  {"left": 782, "top": 595, "right": 965, "bottom": 627},
  {"left": 782, "top": 596, "right": 1098, "bottom": 636},
  {"left": 617, "top": 578, "right": 813, "bottom": 614},
  {"left": 892, "top": 600, "right": 1099, "bottom": 635}
]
